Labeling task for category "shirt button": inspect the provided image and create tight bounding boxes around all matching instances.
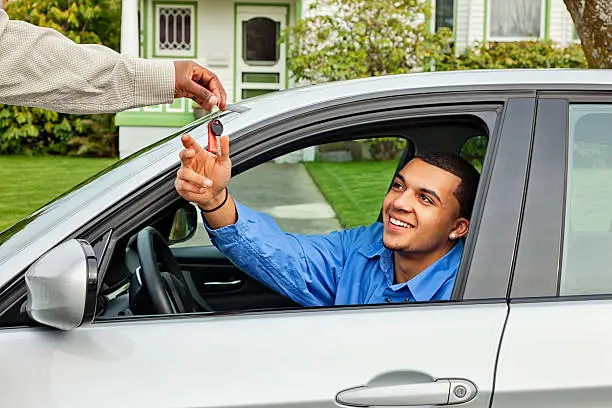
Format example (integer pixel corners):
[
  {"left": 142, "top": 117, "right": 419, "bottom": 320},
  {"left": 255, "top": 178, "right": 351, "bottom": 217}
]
[
  {"left": 385, "top": 298, "right": 392, "bottom": 303},
  {"left": 404, "top": 298, "right": 410, "bottom": 302}
]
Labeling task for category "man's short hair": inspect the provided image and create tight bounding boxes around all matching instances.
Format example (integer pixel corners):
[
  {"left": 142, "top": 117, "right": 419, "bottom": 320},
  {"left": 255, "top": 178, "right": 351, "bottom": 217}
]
[{"left": 413, "top": 151, "right": 480, "bottom": 220}]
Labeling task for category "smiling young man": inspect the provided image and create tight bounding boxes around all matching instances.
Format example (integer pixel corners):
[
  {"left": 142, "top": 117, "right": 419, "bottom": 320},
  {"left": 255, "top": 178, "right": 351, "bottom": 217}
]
[{"left": 175, "top": 134, "right": 481, "bottom": 306}]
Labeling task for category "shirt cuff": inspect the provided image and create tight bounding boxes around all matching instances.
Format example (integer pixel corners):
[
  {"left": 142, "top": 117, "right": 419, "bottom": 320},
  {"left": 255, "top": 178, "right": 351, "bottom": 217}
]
[
  {"left": 202, "top": 200, "right": 251, "bottom": 246},
  {"left": 133, "top": 58, "right": 175, "bottom": 107}
]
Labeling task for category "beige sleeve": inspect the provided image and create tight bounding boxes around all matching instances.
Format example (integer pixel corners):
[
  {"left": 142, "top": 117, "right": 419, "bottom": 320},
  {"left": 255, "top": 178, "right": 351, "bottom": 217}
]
[{"left": 0, "top": 10, "right": 175, "bottom": 114}]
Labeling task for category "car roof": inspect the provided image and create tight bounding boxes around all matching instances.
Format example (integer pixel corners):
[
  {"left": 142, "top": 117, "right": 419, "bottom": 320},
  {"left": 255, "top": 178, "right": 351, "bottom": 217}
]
[{"left": 230, "top": 69, "right": 612, "bottom": 129}]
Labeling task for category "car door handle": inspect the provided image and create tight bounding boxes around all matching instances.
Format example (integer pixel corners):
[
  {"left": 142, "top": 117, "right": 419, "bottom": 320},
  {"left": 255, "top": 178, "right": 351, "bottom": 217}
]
[{"left": 336, "top": 378, "right": 477, "bottom": 407}]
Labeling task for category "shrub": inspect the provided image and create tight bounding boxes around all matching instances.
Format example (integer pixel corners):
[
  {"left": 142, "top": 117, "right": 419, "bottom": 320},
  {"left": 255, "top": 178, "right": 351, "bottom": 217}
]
[
  {"left": 432, "top": 40, "right": 588, "bottom": 71},
  {"left": 0, "top": 0, "right": 121, "bottom": 157},
  {"left": 284, "top": 1, "right": 588, "bottom": 161}
]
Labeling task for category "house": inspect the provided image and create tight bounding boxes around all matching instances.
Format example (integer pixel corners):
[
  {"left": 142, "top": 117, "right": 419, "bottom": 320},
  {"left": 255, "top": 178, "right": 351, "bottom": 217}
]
[{"left": 116, "top": 0, "right": 580, "bottom": 158}]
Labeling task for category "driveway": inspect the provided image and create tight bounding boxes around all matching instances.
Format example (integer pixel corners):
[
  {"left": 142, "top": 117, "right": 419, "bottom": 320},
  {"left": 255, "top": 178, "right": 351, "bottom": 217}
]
[{"left": 178, "top": 162, "right": 341, "bottom": 247}]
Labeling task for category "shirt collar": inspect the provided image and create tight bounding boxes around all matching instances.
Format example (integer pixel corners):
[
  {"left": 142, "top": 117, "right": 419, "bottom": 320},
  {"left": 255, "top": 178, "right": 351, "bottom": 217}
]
[
  {"left": 358, "top": 224, "right": 464, "bottom": 297},
  {"left": 406, "top": 240, "right": 464, "bottom": 302}
]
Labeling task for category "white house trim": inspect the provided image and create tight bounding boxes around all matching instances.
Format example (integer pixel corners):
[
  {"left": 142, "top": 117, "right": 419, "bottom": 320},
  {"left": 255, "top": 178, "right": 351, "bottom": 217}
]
[{"left": 121, "top": 0, "right": 140, "bottom": 56}]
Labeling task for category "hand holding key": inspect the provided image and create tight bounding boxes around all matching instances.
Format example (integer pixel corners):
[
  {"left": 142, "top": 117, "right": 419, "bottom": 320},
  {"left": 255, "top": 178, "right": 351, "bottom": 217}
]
[{"left": 175, "top": 131, "right": 232, "bottom": 211}]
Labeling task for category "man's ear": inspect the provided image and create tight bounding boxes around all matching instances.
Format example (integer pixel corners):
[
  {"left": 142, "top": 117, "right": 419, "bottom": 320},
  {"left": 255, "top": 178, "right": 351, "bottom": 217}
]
[{"left": 450, "top": 218, "right": 470, "bottom": 240}]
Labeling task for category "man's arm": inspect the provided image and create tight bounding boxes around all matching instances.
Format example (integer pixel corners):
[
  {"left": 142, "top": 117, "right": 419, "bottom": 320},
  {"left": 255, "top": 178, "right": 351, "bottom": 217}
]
[
  {"left": 204, "top": 201, "right": 351, "bottom": 306},
  {"left": 175, "top": 134, "right": 349, "bottom": 306},
  {"left": 0, "top": 10, "right": 226, "bottom": 114}
]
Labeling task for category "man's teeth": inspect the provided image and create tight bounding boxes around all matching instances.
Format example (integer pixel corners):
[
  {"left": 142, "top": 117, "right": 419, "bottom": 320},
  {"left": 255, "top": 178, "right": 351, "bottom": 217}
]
[{"left": 390, "top": 217, "right": 410, "bottom": 228}]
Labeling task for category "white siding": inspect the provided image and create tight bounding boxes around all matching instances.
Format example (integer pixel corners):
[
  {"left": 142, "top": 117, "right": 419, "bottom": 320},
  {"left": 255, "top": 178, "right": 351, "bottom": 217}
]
[
  {"left": 455, "top": 0, "right": 486, "bottom": 51},
  {"left": 197, "top": 0, "right": 235, "bottom": 102},
  {"left": 549, "top": 0, "right": 576, "bottom": 46}
]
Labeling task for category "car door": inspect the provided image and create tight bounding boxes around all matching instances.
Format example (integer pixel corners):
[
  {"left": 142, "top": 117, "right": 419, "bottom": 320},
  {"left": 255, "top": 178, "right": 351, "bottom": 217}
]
[
  {"left": 492, "top": 94, "right": 612, "bottom": 407},
  {"left": 0, "top": 95, "right": 535, "bottom": 408}
]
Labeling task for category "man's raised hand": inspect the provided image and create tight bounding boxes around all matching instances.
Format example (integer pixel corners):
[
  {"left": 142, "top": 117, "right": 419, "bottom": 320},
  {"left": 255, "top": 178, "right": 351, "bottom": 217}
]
[{"left": 175, "top": 133, "right": 231, "bottom": 211}]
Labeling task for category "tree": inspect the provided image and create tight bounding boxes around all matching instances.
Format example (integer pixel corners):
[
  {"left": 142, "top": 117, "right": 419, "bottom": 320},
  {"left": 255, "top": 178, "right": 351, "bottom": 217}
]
[
  {"left": 5, "top": 0, "right": 120, "bottom": 51},
  {"left": 564, "top": 0, "right": 612, "bottom": 68},
  {"left": 283, "top": 0, "right": 448, "bottom": 84},
  {"left": 0, "top": 0, "right": 121, "bottom": 156}
]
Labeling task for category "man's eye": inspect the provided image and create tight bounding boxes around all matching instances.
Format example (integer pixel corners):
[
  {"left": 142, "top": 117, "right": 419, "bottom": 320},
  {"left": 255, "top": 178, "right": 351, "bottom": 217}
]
[
  {"left": 419, "top": 194, "right": 433, "bottom": 205},
  {"left": 392, "top": 182, "right": 404, "bottom": 191}
]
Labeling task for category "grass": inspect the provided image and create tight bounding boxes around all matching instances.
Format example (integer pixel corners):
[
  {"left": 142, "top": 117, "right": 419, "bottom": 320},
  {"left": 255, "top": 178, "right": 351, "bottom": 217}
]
[
  {"left": 304, "top": 160, "right": 398, "bottom": 228},
  {"left": 0, "top": 156, "right": 117, "bottom": 232}
]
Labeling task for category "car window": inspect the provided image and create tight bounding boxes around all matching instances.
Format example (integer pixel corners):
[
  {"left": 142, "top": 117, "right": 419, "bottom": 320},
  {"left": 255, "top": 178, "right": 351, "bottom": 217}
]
[
  {"left": 88, "top": 111, "right": 495, "bottom": 321},
  {"left": 170, "top": 137, "right": 405, "bottom": 248},
  {"left": 561, "top": 103, "right": 612, "bottom": 295}
]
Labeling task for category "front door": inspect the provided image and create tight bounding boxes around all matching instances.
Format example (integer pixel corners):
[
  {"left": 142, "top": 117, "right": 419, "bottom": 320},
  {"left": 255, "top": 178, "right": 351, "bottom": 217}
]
[{"left": 235, "top": 5, "right": 288, "bottom": 102}]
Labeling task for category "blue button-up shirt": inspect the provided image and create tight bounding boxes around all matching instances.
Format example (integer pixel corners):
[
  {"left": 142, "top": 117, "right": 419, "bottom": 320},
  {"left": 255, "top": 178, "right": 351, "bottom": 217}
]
[{"left": 205, "top": 201, "right": 463, "bottom": 307}]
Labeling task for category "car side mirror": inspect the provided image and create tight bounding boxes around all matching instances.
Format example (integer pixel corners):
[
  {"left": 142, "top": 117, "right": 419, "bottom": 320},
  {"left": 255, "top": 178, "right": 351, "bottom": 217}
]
[
  {"left": 24, "top": 239, "right": 98, "bottom": 330},
  {"left": 168, "top": 204, "right": 198, "bottom": 244}
]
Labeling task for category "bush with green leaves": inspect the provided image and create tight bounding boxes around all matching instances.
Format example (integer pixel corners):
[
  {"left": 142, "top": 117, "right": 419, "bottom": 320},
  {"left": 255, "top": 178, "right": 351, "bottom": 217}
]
[
  {"left": 0, "top": 0, "right": 121, "bottom": 156},
  {"left": 432, "top": 40, "right": 587, "bottom": 71},
  {"left": 283, "top": 0, "right": 588, "bottom": 161},
  {"left": 282, "top": 0, "right": 447, "bottom": 84}
]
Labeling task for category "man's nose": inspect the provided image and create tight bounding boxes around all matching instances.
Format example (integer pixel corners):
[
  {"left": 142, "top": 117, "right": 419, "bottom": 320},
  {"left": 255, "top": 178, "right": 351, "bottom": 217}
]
[{"left": 392, "top": 191, "right": 415, "bottom": 212}]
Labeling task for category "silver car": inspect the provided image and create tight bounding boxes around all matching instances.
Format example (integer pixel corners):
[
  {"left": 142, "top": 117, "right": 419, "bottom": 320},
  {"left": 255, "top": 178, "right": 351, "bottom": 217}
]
[{"left": 1, "top": 69, "right": 612, "bottom": 407}]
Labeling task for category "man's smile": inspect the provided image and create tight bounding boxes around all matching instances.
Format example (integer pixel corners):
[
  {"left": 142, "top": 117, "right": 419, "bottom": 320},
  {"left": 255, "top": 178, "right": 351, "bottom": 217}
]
[{"left": 387, "top": 215, "right": 415, "bottom": 231}]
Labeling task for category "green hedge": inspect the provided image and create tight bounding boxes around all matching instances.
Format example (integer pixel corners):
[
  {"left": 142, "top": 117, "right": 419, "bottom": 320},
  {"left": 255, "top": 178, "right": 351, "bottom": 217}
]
[
  {"left": 430, "top": 36, "right": 588, "bottom": 71},
  {"left": 0, "top": 0, "right": 121, "bottom": 157}
]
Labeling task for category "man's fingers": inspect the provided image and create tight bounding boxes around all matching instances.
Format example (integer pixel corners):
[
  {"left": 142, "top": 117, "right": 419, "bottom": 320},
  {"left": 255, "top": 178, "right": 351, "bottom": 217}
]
[
  {"left": 209, "top": 77, "right": 227, "bottom": 111},
  {"left": 179, "top": 148, "right": 196, "bottom": 164},
  {"left": 185, "top": 80, "right": 217, "bottom": 111},
  {"left": 175, "top": 178, "right": 208, "bottom": 195},
  {"left": 181, "top": 133, "right": 203, "bottom": 153},
  {"left": 220, "top": 135, "right": 231, "bottom": 162},
  {"left": 174, "top": 61, "right": 224, "bottom": 110},
  {"left": 177, "top": 166, "right": 212, "bottom": 187}
]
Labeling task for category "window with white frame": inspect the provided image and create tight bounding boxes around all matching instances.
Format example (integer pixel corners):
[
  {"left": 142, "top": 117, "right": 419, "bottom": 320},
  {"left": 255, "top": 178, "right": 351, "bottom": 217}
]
[
  {"left": 155, "top": 4, "right": 196, "bottom": 57},
  {"left": 489, "top": 0, "right": 544, "bottom": 40}
]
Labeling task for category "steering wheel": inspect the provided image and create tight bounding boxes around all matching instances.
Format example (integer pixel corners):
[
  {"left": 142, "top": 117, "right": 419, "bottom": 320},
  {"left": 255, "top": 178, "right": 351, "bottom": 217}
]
[{"left": 136, "top": 226, "right": 198, "bottom": 314}]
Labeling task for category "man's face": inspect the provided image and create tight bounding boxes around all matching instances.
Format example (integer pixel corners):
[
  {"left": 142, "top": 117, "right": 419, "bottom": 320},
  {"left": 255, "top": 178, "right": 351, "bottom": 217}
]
[{"left": 382, "top": 158, "right": 466, "bottom": 254}]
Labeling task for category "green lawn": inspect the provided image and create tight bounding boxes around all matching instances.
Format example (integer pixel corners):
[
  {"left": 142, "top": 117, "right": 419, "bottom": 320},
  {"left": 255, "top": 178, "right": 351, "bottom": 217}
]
[
  {"left": 304, "top": 160, "right": 397, "bottom": 229},
  {"left": 0, "top": 156, "right": 117, "bottom": 232}
]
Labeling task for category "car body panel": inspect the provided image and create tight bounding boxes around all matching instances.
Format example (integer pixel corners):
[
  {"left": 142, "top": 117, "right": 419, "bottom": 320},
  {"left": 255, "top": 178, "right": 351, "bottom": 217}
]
[
  {"left": 494, "top": 92, "right": 612, "bottom": 407},
  {"left": 0, "top": 303, "right": 507, "bottom": 408},
  {"left": 493, "top": 300, "right": 612, "bottom": 408},
  {"left": 2, "top": 70, "right": 612, "bottom": 407}
]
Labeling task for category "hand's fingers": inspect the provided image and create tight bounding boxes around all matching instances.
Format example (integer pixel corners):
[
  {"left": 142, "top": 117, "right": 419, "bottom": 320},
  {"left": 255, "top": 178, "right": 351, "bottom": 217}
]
[
  {"left": 185, "top": 80, "right": 217, "bottom": 111},
  {"left": 181, "top": 133, "right": 204, "bottom": 153},
  {"left": 177, "top": 166, "right": 212, "bottom": 187},
  {"left": 219, "top": 135, "right": 231, "bottom": 163},
  {"left": 175, "top": 178, "right": 208, "bottom": 196},
  {"left": 179, "top": 148, "right": 195, "bottom": 166},
  {"left": 190, "top": 63, "right": 225, "bottom": 110},
  {"left": 208, "top": 77, "right": 227, "bottom": 111},
  {"left": 175, "top": 186, "right": 206, "bottom": 204},
  {"left": 192, "top": 96, "right": 213, "bottom": 112}
]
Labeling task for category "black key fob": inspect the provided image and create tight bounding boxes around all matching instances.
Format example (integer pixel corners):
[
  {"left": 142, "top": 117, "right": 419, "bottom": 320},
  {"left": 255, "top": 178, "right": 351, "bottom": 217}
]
[{"left": 210, "top": 119, "right": 224, "bottom": 136}]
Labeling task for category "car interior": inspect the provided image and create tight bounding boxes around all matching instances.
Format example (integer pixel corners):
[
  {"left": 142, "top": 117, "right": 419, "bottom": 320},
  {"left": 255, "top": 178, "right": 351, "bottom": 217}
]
[{"left": 91, "top": 113, "right": 491, "bottom": 319}]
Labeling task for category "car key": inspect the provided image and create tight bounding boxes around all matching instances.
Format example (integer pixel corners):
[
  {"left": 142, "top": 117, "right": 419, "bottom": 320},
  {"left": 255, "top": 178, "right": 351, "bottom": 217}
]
[{"left": 207, "top": 118, "right": 224, "bottom": 154}]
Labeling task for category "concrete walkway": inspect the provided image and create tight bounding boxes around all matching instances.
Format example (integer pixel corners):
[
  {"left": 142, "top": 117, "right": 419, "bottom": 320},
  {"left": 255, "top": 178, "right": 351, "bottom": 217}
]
[{"left": 182, "top": 162, "right": 341, "bottom": 247}]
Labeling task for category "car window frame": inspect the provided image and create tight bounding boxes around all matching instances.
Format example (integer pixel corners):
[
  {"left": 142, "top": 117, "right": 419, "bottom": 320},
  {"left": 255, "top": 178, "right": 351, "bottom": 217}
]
[
  {"left": 0, "top": 91, "right": 535, "bottom": 328},
  {"left": 511, "top": 92, "right": 612, "bottom": 301}
]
